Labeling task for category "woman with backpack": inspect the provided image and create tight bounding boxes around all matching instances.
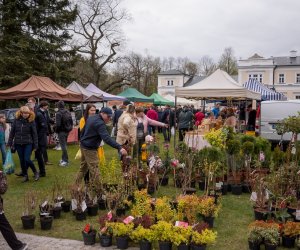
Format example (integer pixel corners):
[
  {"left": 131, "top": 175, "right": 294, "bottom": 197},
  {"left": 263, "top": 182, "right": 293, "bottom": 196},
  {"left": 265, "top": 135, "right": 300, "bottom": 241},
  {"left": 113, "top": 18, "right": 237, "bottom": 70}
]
[{"left": 7, "top": 106, "right": 39, "bottom": 183}]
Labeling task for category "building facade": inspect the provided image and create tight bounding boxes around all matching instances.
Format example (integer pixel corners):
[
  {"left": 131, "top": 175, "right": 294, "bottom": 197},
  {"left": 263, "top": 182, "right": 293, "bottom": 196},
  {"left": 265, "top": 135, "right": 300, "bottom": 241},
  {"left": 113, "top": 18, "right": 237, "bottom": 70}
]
[{"left": 238, "top": 51, "right": 300, "bottom": 100}]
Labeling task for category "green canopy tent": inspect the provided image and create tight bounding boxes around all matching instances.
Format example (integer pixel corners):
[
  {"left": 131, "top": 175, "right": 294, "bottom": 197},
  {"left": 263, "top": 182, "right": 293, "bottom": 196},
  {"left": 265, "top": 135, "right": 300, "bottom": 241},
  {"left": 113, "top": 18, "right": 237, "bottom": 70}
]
[
  {"left": 149, "top": 93, "right": 174, "bottom": 106},
  {"left": 118, "top": 87, "right": 154, "bottom": 103}
]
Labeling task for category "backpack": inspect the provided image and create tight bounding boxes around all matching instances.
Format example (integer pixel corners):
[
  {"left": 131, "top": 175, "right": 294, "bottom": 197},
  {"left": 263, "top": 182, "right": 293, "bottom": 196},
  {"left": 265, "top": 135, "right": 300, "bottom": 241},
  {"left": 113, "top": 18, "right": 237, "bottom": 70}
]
[{"left": 61, "top": 110, "right": 73, "bottom": 132}]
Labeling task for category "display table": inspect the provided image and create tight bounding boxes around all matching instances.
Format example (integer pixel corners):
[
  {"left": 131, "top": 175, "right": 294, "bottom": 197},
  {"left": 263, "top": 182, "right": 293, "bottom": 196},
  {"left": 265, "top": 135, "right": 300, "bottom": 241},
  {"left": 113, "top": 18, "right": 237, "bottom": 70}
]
[{"left": 184, "top": 131, "right": 211, "bottom": 150}]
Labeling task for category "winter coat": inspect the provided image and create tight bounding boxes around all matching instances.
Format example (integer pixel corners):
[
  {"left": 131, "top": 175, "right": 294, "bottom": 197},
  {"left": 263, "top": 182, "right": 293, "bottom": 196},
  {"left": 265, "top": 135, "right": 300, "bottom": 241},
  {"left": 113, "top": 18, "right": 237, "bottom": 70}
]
[
  {"left": 116, "top": 112, "right": 137, "bottom": 145},
  {"left": 146, "top": 109, "right": 158, "bottom": 121},
  {"left": 8, "top": 110, "right": 38, "bottom": 149},
  {"left": 35, "top": 109, "right": 50, "bottom": 146},
  {"left": 178, "top": 109, "right": 194, "bottom": 129},
  {"left": 161, "top": 109, "right": 175, "bottom": 127},
  {"left": 138, "top": 115, "right": 166, "bottom": 134}
]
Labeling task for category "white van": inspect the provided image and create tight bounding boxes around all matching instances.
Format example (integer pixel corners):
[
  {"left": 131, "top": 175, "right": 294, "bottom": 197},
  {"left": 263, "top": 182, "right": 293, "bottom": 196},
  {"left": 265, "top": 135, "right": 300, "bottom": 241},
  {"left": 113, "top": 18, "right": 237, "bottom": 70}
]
[{"left": 260, "top": 100, "right": 300, "bottom": 143}]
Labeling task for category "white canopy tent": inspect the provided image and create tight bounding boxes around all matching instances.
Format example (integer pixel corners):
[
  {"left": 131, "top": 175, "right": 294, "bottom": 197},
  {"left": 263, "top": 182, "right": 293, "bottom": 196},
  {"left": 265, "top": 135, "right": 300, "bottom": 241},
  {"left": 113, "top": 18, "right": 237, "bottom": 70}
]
[
  {"left": 175, "top": 69, "right": 261, "bottom": 100},
  {"left": 66, "top": 81, "right": 103, "bottom": 102},
  {"left": 163, "top": 94, "right": 198, "bottom": 106}
]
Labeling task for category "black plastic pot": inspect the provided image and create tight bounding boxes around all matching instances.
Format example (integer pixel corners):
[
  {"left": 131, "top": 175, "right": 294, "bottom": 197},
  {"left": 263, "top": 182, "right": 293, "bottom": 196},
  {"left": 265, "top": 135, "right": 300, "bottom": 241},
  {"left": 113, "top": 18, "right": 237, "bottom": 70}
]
[
  {"left": 82, "top": 230, "right": 96, "bottom": 245},
  {"left": 147, "top": 186, "right": 155, "bottom": 195},
  {"left": 98, "top": 199, "right": 106, "bottom": 210},
  {"left": 116, "top": 236, "right": 129, "bottom": 249},
  {"left": 138, "top": 183, "right": 146, "bottom": 190},
  {"left": 140, "top": 240, "right": 152, "bottom": 250},
  {"left": 185, "top": 188, "right": 197, "bottom": 195},
  {"left": 159, "top": 241, "right": 172, "bottom": 250},
  {"left": 87, "top": 204, "right": 98, "bottom": 216},
  {"left": 191, "top": 181, "right": 196, "bottom": 188},
  {"left": 242, "top": 183, "right": 251, "bottom": 193},
  {"left": 159, "top": 176, "right": 169, "bottom": 186},
  {"left": 51, "top": 207, "right": 62, "bottom": 219},
  {"left": 21, "top": 215, "right": 35, "bottom": 229},
  {"left": 203, "top": 216, "right": 214, "bottom": 228},
  {"left": 116, "top": 208, "right": 126, "bottom": 217},
  {"left": 178, "top": 243, "right": 190, "bottom": 250},
  {"left": 191, "top": 245, "right": 206, "bottom": 250},
  {"left": 282, "top": 235, "right": 295, "bottom": 248},
  {"left": 99, "top": 234, "right": 112, "bottom": 247},
  {"left": 254, "top": 209, "right": 268, "bottom": 221},
  {"left": 61, "top": 201, "right": 71, "bottom": 212},
  {"left": 231, "top": 184, "right": 242, "bottom": 195},
  {"left": 75, "top": 211, "right": 86, "bottom": 221},
  {"left": 221, "top": 183, "right": 228, "bottom": 195},
  {"left": 248, "top": 240, "right": 260, "bottom": 250},
  {"left": 264, "top": 243, "right": 277, "bottom": 250},
  {"left": 175, "top": 179, "right": 183, "bottom": 188},
  {"left": 40, "top": 216, "right": 53, "bottom": 230},
  {"left": 199, "top": 181, "right": 205, "bottom": 191}
]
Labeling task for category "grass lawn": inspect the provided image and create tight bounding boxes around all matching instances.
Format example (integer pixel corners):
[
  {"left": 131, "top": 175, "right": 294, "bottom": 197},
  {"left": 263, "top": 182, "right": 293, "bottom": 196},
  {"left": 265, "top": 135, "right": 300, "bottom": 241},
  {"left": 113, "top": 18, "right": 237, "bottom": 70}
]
[{"left": 1, "top": 135, "right": 295, "bottom": 250}]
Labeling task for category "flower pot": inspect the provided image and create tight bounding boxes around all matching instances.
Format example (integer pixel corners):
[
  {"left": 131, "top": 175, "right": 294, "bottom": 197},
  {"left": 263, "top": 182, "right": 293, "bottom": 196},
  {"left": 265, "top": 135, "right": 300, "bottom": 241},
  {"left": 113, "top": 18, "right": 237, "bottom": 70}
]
[
  {"left": 75, "top": 211, "right": 86, "bottom": 221},
  {"left": 40, "top": 216, "right": 53, "bottom": 230},
  {"left": 191, "top": 181, "right": 196, "bottom": 188},
  {"left": 51, "top": 207, "right": 62, "bottom": 219},
  {"left": 61, "top": 200, "right": 71, "bottom": 212},
  {"left": 116, "top": 208, "right": 126, "bottom": 217},
  {"left": 82, "top": 230, "right": 96, "bottom": 245},
  {"left": 99, "top": 234, "right": 112, "bottom": 247},
  {"left": 159, "top": 176, "right": 169, "bottom": 186},
  {"left": 231, "top": 184, "right": 242, "bottom": 195},
  {"left": 87, "top": 204, "right": 98, "bottom": 216},
  {"left": 264, "top": 242, "right": 277, "bottom": 250},
  {"left": 178, "top": 243, "right": 190, "bottom": 250},
  {"left": 185, "top": 188, "right": 197, "bottom": 195},
  {"left": 159, "top": 241, "right": 172, "bottom": 250},
  {"left": 191, "top": 244, "right": 206, "bottom": 250},
  {"left": 199, "top": 181, "right": 206, "bottom": 191},
  {"left": 140, "top": 240, "right": 152, "bottom": 250},
  {"left": 282, "top": 235, "right": 295, "bottom": 248},
  {"left": 116, "top": 236, "right": 129, "bottom": 249},
  {"left": 242, "top": 183, "right": 251, "bottom": 193},
  {"left": 248, "top": 240, "right": 260, "bottom": 250},
  {"left": 203, "top": 216, "right": 214, "bottom": 228},
  {"left": 175, "top": 179, "right": 183, "bottom": 188},
  {"left": 98, "top": 199, "right": 106, "bottom": 210},
  {"left": 21, "top": 215, "right": 35, "bottom": 229},
  {"left": 147, "top": 185, "right": 155, "bottom": 195},
  {"left": 221, "top": 183, "right": 228, "bottom": 195},
  {"left": 253, "top": 208, "right": 268, "bottom": 221},
  {"left": 138, "top": 183, "right": 146, "bottom": 190}
]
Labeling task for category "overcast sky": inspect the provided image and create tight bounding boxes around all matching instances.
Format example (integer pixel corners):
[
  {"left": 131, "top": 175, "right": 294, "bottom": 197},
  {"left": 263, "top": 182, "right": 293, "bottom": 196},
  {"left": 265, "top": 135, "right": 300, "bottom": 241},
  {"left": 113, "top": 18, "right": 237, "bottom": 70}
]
[{"left": 121, "top": 0, "right": 300, "bottom": 61}]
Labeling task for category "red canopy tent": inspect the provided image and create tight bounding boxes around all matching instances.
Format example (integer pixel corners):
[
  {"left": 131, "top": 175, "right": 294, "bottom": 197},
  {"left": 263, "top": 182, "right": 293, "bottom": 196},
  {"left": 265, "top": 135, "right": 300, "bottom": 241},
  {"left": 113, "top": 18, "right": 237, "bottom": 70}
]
[{"left": 0, "top": 75, "right": 83, "bottom": 102}]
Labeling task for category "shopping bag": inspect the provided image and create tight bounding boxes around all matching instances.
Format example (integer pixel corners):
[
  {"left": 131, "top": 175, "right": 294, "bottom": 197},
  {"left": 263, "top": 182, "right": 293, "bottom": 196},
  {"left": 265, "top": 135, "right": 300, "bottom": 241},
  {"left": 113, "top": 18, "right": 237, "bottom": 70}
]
[
  {"left": 98, "top": 147, "right": 106, "bottom": 165},
  {"left": 3, "top": 149, "right": 15, "bottom": 174},
  {"left": 74, "top": 148, "right": 82, "bottom": 160},
  {"left": 171, "top": 126, "right": 175, "bottom": 135}
]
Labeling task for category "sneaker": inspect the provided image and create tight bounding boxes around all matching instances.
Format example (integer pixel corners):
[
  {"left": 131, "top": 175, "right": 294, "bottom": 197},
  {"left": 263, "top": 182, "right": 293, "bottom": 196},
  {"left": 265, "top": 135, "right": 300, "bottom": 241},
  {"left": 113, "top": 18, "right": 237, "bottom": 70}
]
[
  {"left": 34, "top": 172, "right": 39, "bottom": 181},
  {"left": 18, "top": 243, "right": 28, "bottom": 250},
  {"left": 56, "top": 146, "right": 62, "bottom": 150},
  {"left": 22, "top": 176, "right": 29, "bottom": 183},
  {"left": 59, "top": 161, "right": 69, "bottom": 167},
  {"left": 45, "top": 161, "right": 53, "bottom": 165}
]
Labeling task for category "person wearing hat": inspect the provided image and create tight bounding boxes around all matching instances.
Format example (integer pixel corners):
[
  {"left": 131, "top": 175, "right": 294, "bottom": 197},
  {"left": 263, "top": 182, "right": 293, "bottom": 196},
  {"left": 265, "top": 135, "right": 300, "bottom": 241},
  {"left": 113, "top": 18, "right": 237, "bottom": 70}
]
[{"left": 76, "top": 107, "right": 127, "bottom": 184}]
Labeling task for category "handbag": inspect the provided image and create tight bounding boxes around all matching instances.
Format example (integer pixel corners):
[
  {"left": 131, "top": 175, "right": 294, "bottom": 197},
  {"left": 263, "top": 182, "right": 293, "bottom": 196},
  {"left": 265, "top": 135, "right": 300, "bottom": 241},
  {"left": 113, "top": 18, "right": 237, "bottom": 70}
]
[
  {"left": 3, "top": 149, "right": 15, "bottom": 174},
  {"left": 0, "top": 171, "right": 8, "bottom": 195}
]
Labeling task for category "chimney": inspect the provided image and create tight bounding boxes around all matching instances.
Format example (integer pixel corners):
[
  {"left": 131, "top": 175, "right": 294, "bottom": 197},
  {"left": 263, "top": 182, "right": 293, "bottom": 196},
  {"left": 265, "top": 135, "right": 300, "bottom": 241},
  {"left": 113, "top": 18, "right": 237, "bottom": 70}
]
[{"left": 290, "top": 50, "right": 297, "bottom": 58}]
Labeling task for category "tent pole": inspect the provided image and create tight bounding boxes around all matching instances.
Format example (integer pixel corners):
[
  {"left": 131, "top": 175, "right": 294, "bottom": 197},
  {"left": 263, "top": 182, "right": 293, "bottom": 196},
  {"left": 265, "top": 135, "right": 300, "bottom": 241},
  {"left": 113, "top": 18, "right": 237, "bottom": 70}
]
[
  {"left": 174, "top": 96, "right": 177, "bottom": 150},
  {"left": 37, "top": 97, "right": 40, "bottom": 105}
]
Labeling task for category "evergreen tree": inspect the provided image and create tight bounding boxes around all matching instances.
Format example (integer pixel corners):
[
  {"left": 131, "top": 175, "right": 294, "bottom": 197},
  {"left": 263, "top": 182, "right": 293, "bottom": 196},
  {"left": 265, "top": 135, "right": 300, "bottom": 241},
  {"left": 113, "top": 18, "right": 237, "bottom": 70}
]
[{"left": 0, "top": 0, "right": 77, "bottom": 88}]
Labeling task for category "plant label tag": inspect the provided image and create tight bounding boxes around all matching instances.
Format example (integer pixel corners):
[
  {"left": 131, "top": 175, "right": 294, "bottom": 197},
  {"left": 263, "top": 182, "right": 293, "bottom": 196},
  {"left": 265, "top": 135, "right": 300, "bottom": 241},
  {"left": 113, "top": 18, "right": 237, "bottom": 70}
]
[
  {"left": 175, "top": 221, "right": 189, "bottom": 228},
  {"left": 259, "top": 152, "right": 265, "bottom": 162},
  {"left": 292, "top": 147, "right": 296, "bottom": 155},
  {"left": 123, "top": 216, "right": 134, "bottom": 224},
  {"left": 296, "top": 210, "right": 300, "bottom": 220},
  {"left": 81, "top": 201, "right": 87, "bottom": 212},
  {"left": 216, "top": 182, "right": 222, "bottom": 188},
  {"left": 41, "top": 201, "right": 48, "bottom": 207},
  {"left": 71, "top": 199, "right": 77, "bottom": 210},
  {"left": 54, "top": 202, "right": 61, "bottom": 208},
  {"left": 250, "top": 192, "right": 257, "bottom": 202},
  {"left": 107, "top": 211, "right": 113, "bottom": 221}
]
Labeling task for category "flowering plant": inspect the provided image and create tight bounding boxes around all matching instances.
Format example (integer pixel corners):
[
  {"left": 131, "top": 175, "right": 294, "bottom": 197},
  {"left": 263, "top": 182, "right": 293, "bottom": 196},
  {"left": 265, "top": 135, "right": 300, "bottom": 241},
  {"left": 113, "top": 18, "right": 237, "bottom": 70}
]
[
  {"left": 83, "top": 223, "right": 96, "bottom": 234},
  {"left": 282, "top": 221, "right": 300, "bottom": 237}
]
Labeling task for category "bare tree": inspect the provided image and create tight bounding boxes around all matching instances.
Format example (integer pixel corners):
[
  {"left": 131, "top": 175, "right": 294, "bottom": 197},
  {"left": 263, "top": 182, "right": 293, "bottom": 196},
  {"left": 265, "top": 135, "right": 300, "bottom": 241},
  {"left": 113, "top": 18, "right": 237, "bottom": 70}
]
[
  {"left": 218, "top": 47, "right": 238, "bottom": 75},
  {"left": 198, "top": 55, "right": 216, "bottom": 76},
  {"left": 71, "top": 0, "right": 130, "bottom": 88}
]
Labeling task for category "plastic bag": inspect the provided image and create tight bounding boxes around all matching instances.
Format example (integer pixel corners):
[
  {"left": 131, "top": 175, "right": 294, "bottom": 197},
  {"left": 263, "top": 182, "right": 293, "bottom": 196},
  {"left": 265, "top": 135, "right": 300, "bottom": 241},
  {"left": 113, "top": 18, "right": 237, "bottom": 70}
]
[
  {"left": 171, "top": 127, "right": 175, "bottom": 136},
  {"left": 3, "top": 149, "right": 15, "bottom": 174},
  {"left": 74, "top": 148, "right": 82, "bottom": 160}
]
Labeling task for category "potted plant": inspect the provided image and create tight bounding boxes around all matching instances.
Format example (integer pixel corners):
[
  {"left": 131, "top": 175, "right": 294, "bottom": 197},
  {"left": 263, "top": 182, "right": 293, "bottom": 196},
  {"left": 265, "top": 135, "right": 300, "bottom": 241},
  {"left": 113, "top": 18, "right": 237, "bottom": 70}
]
[
  {"left": 151, "top": 221, "right": 174, "bottom": 250},
  {"left": 282, "top": 221, "right": 300, "bottom": 248},
  {"left": 98, "top": 213, "right": 115, "bottom": 247},
  {"left": 226, "top": 139, "right": 241, "bottom": 194},
  {"left": 131, "top": 189, "right": 154, "bottom": 220},
  {"left": 133, "top": 214, "right": 154, "bottom": 229},
  {"left": 70, "top": 184, "right": 86, "bottom": 221},
  {"left": 247, "top": 221, "right": 264, "bottom": 250},
  {"left": 130, "top": 225, "right": 155, "bottom": 250},
  {"left": 261, "top": 222, "right": 280, "bottom": 250},
  {"left": 86, "top": 178, "right": 99, "bottom": 217},
  {"left": 51, "top": 176, "right": 63, "bottom": 218},
  {"left": 197, "top": 196, "right": 221, "bottom": 228},
  {"left": 39, "top": 198, "right": 54, "bottom": 230},
  {"left": 82, "top": 223, "right": 96, "bottom": 245},
  {"left": 176, "top": 195, "right": 199, "bottom": 225},
  {"left": 107, "top": 222, "right": 134, "bottom": 249},
  {"left": 173, "top": 225, "right": 192, "bottom": 250},
  {"left": 190, "top": 228, "right": 217, "bottom": 250},
  {"left": 21, "top": 191, "right": 36, "bottom": 229},
  {"left": 155, "top": 197, "right": 175, "bottom": 223}
]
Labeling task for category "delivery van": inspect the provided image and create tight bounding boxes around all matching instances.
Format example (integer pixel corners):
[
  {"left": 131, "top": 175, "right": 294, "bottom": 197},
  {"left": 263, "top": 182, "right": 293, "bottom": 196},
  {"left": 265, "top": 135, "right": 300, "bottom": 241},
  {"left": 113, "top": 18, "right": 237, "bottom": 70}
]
[{"left": 260, "top": 100, "right": 300, "bottom": 144}]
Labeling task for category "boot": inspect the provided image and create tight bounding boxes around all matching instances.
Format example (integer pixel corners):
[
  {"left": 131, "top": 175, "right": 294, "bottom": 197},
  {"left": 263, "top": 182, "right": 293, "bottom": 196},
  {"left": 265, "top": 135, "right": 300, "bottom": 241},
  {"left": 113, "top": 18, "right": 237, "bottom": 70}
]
[
  {"left": 15, "top": 172, "right": 24, "bottom": 177},
  {"left": 34, "top": 172, "right": 39, "bottom": 181},
  {"left": 22, "top": 175, "right": 29, "bottom": 183}
]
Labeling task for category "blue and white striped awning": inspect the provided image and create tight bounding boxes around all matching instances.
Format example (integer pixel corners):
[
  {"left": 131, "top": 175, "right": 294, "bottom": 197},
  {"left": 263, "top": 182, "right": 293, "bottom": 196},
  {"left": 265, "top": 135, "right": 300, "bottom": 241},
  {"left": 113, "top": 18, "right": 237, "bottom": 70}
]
[{"left": 244, "top": 79, "right": 287, "bottom": 101}]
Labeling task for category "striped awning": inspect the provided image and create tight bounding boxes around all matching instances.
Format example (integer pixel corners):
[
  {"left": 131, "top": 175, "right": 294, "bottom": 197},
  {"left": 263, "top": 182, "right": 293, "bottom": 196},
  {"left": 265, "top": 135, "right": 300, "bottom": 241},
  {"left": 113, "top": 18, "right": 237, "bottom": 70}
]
[{"left": 244, "top": 79, "right": 287, "bottom": 101}]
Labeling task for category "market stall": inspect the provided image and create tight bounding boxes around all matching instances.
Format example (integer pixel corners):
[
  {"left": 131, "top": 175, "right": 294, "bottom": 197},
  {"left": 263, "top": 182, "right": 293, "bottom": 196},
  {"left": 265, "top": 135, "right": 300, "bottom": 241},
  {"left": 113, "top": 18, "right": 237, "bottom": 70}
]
[
  {"left": 118, "top": 87, "right": 154, "bottom": 103},
  {"left": 67, "top": 81, "right": 103, "bottom": 102}
]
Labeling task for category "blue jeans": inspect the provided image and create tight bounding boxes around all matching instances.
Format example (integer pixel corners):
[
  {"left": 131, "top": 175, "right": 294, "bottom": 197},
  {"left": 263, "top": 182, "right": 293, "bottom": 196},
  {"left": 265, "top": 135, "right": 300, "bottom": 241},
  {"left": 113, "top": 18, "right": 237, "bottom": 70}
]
[
  {"left": 15, "top": 144, "right": 37, "bottom": 176},
  {"left": 58, "top": 132, "right": 69, "bottom": 163},
  {"left": 0, "top": 143, "right": 6, "bottom": 165}
]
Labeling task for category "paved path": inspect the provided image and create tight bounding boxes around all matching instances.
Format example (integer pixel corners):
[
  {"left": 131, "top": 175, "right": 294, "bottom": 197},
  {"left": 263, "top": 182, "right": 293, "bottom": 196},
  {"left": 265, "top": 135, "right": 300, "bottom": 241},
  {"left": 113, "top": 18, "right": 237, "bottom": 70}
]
[{"left": 0, "top": 233, "right": 139, "bottom": 250}]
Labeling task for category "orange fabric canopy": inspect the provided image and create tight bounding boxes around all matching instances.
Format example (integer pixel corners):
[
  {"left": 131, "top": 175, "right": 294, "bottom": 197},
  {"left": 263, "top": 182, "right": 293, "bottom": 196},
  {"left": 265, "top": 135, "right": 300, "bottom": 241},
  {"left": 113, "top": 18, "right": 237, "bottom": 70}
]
[{"left": 0, "top": 75, "right": 83, "bottom": 102}]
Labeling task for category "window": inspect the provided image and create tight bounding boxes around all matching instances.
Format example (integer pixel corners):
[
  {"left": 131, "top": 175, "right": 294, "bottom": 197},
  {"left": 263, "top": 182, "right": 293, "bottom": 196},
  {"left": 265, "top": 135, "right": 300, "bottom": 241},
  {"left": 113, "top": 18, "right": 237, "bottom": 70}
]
[
  {"left": 167, "top": 80, "right": 170, "bottom": 86},
  {"left": 296, "top": 73, "right": 300, "bottom": 83},
  {"left": 170, "top": 80, "right": 173, "bottom": 86},
  {"left": 249, "top": 73, "right": 263, "bottom": 83},
  {"left": 296, "top": 96, "right": 300, "bottom": 99},
  {"left": 279, "top": 74, "right": 285, "bottom": 84}
]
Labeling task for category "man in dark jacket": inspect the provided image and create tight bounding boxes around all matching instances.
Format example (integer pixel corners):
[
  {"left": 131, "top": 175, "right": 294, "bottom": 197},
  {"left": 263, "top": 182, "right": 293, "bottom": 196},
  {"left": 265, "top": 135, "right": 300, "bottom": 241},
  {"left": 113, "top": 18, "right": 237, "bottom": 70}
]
[
  {"left": 55, "top": 101, "right": 71, "bottom": 167},
  {"left": 161, "top": 105, "right": 174, "bottom": 143},
  {"left": 178, "top": 106, "right": 194, "bottom": 141},
  {"left": 35, "top": 101, "right": 50, "bottom": 177},
  {"left": 76, "top": 107, "right": 127, "bottom": 184}
]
